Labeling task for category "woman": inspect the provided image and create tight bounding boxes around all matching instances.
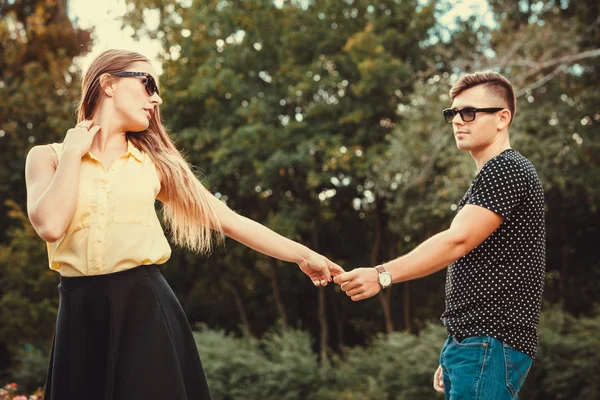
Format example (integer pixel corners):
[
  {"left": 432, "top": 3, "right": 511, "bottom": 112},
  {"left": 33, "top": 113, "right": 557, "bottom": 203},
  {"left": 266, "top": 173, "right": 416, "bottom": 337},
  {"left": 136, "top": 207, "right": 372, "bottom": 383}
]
[{"left": 25, "top": 49, "right": 343, "bottom": 400}]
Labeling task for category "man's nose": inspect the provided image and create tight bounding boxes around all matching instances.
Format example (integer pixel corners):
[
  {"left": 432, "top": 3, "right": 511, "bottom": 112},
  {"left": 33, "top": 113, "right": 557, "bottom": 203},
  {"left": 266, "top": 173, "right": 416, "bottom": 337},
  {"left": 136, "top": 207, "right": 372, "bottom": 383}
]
[{"left": 453, "top": 113, "right": 464, "bottom": 126}]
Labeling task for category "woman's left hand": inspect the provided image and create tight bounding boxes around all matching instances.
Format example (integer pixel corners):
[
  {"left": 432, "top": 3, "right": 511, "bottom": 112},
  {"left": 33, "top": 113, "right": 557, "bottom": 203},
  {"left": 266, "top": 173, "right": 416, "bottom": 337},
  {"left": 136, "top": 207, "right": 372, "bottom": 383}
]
[{"left": 298, "top": 253, "right": 345, "bottom": 286}]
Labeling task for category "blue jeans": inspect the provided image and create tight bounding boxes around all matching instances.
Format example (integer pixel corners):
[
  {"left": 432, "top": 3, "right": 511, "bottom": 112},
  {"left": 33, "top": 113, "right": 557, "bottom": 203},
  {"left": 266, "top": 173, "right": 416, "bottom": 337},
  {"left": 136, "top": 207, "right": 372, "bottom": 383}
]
[{"left": 439, "top": 336, "right": 533, "bottom": 400}]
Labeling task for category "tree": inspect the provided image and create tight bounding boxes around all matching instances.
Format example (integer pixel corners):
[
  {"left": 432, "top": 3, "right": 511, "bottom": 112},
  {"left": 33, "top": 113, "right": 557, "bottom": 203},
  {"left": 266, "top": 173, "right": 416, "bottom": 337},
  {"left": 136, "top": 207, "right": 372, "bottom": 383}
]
[
  {"left": 0, "top": 0, "right": 91, "bottom": 378},
  {"left": 122, "top": 0, "right": 444, "bottom": 351}
]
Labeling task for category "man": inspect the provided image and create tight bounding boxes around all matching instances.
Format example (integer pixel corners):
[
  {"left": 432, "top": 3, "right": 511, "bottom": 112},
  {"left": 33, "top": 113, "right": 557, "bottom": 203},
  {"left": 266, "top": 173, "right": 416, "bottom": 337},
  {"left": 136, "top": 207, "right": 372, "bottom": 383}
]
[{"left": 335, "top": 71, "right": 545, "bottom": 399}]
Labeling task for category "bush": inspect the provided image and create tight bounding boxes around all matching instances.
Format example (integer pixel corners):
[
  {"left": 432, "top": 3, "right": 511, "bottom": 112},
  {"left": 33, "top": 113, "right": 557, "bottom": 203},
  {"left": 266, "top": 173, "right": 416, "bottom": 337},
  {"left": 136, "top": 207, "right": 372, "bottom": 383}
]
[
  {"left": 194, "top": 309, "right": 600, "bottom": 399},
  {"left": 3, "top": 308, "right": 599, "bottom": 399},
  {"left": 521, "top": 307, "right": 600, "bottom": 400},
  {"left": 195, "top": 327, "right": 322, "bottom": 400},
  {"left": 6, "top": 345, "right": 47, "bottom": 394},
  {"left": 315, "top": 323, "right": 446, "bottom": 400},
  {"left": 194, "top": 323, "right": 447, "bottom": 400},
  {"left": 0, "top": 382, "right": 43, "bottom": 400}
]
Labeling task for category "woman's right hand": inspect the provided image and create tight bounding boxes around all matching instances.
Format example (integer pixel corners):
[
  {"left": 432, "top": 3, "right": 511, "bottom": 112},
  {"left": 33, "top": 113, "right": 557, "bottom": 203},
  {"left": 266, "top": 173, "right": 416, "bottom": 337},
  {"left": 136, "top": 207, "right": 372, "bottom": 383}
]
[
  {"left": 297, "top": 252, "right": 345, "bottom": 286},
  {"left": 63, "top": 120, "right": 101, "bottom": 157}
]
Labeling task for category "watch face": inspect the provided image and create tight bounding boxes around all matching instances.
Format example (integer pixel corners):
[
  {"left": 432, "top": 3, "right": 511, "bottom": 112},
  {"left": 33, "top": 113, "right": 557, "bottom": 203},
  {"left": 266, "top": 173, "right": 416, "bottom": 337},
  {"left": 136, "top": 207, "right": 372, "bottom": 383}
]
[{"left": 380, "top": 272, "right": 392, "bottom": 287}]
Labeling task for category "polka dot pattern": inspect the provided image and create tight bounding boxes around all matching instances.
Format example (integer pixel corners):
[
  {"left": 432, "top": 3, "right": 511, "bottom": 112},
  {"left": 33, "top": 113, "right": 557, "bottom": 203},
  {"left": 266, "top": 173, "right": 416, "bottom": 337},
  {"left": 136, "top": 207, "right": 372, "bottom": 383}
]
[{"left": 441, "top": 149, "right": 546, "bottom": 359}]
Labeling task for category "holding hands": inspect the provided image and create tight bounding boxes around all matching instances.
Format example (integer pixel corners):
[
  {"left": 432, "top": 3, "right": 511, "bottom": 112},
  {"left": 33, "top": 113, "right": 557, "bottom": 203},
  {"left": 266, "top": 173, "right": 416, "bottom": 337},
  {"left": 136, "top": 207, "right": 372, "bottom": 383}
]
[
  {"left": 298, "top": 252, "right": 345, "bottom": 286},
  {"left": 334, "top": 267, "right": 387, "bottom": 301}
]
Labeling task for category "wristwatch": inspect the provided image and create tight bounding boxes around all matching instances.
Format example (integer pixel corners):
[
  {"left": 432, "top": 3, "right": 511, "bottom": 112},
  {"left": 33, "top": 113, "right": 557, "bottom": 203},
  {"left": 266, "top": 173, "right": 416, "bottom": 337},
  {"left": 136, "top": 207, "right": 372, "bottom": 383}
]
[{"left": 375, "top": 265, "right": 392, "bottom": 289}]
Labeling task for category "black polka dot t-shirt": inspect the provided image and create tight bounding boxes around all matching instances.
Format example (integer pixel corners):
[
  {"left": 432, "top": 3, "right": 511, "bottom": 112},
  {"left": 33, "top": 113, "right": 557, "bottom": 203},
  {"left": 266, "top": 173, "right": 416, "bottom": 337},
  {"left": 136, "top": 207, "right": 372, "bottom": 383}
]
[{"left": 441, "top": 149, "right": 546, "bottom": 359}]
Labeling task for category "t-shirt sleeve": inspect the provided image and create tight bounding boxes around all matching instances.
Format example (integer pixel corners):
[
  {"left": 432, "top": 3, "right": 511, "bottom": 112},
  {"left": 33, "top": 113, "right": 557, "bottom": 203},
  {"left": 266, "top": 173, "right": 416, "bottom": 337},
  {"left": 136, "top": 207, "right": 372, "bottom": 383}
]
[{"left": 466, "top": 156, "right": 528, "bottom": 219}]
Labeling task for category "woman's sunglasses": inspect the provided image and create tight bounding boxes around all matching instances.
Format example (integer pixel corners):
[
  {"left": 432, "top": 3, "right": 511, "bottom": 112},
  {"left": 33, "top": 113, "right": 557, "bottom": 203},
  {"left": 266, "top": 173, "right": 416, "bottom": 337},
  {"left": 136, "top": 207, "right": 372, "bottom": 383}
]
[{"left": 112, "top": 71, "right": 160, "bottom": 97}]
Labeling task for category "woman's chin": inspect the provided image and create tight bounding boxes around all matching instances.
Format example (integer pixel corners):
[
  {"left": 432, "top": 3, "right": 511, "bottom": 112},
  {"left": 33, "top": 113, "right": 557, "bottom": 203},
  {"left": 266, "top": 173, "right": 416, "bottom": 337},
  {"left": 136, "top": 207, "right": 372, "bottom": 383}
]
[{"left": 127, "top": 121, "right": 150, "bottom": 133}]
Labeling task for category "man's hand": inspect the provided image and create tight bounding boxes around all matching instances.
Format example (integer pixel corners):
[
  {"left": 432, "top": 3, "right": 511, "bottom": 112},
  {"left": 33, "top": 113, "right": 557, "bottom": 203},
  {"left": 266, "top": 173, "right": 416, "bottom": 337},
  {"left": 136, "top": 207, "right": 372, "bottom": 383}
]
[
  {"left": 433, "top": 365, "right": 445, "bottom": 393},
  {"left": 298, "top": 253, "right": 345, "bottom": 286},
  {"left": 334, "top": 267, "right": 381, "bottom": 301}
]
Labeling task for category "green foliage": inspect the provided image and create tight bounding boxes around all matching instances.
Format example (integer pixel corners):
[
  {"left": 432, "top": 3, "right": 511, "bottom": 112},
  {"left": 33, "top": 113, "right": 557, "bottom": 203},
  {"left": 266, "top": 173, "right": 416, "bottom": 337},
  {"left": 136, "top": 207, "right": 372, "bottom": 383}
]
[
  {"left": 0, "top": 202, "right": 57, "bottom": 356},
  {"left": 320, "top": 323, "right": 447, "bottom": 400},
  {"left": 193, "top": 324, "right": 446, "bottom": 400},
  {"left": 121, "top": 0, "right": 448, "bottom": 344},
  {"left": 0, "top": 0, "right": 91, "bottom": 240},
  {"left": 195, "top": 327, "right": 321, "bottom": 399},
  {"left": 0, "top": 382, "right": 43, "bottom": 400},
  {"left": 192, "top": 310, "right": 600, "bottom": 399},
  {"left": 0, "top": 0, "right": 90, "bottom": 378},
  {"left": 7, "top": 345, "right": 47, "bottom": 394},
  {"left": 1, "top": 309, "right": 599, "bottom": 398},
  {"left": 521, "top": 307, "right": 600, "bottom": 400}
]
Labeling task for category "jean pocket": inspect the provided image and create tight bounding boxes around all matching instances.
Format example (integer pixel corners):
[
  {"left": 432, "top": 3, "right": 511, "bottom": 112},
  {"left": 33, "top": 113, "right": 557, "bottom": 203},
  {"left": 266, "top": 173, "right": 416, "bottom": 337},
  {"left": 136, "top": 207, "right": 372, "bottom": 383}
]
[
  {"left": 452, "top": 335, "right": 490, "bottom": 348},
  {"left": 503, "top": 343, "right": 533, "bottom": 397}
]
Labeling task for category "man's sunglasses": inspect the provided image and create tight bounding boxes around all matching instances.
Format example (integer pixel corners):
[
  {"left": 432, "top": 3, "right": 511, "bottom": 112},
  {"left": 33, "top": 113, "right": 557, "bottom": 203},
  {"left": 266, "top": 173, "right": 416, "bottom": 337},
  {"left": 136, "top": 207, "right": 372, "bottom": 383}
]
[
  {"left": 442, "top": 107, "right": 504, "bottom": 123},
  {"left": 112, "top": 71, "right": 160, "bottom": 97}
]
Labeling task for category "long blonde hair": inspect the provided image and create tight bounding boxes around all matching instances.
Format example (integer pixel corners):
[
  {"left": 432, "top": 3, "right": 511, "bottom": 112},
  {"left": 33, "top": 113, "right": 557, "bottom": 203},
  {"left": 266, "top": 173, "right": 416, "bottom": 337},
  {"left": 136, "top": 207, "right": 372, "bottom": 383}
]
[{"left": 77, "top": 49, "right": 223, "bottom": 253}]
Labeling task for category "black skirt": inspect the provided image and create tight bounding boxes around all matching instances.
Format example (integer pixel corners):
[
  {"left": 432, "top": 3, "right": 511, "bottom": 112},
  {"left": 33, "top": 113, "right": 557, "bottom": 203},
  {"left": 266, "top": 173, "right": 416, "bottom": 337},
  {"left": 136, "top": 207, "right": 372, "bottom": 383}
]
[{"left": 44, "top": 265, "right": 212, "bottom": 400}]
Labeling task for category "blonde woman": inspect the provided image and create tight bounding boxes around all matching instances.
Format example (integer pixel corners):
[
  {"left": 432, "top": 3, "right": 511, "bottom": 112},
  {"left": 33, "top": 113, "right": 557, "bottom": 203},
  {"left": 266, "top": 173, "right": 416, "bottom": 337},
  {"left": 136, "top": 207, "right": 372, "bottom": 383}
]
[{"left": 25, "top": 49, "right": 343, "bottom": 400}]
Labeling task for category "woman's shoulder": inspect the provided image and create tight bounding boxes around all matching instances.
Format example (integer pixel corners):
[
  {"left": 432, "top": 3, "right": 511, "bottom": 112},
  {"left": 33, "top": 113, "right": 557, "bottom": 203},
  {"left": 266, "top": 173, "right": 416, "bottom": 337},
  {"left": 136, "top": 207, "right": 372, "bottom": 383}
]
[
  {"left": 28, "top": 143, "right": 61, "bottom": 160},
  {"left": 26, "top": 143, "right": 60, "bottom": 172}
]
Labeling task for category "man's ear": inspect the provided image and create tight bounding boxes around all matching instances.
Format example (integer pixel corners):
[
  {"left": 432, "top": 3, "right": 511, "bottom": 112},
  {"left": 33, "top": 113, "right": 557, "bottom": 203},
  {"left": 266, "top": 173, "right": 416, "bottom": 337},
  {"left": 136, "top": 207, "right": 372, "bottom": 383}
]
[
  {"left": 498, "top": 108, "right": 512, "bottom": 129},
  {"left": 99, "top": 73, "right": 115, "bottom": 97}
]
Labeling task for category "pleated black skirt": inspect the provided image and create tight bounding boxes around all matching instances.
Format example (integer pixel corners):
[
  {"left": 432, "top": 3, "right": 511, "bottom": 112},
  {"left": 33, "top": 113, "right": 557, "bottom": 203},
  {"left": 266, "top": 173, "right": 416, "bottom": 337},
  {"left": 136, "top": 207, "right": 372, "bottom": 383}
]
[{"left": 44, "top": 265, "right": 212, "bottom": 400}]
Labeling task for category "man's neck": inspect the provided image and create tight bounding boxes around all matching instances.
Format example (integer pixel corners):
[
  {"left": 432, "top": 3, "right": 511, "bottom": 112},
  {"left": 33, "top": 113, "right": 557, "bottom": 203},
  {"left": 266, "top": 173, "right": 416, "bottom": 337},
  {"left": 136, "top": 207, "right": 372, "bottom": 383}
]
[{"left": 471, "top": 136, "right": 511, "bottom": 171}]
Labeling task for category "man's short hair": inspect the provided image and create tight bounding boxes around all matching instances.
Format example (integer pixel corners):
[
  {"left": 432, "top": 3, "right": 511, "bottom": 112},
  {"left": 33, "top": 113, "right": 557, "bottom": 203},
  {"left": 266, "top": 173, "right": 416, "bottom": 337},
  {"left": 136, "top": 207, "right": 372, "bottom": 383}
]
[{"left": 450, "top": 70, "right": 516, "bottom": 124}]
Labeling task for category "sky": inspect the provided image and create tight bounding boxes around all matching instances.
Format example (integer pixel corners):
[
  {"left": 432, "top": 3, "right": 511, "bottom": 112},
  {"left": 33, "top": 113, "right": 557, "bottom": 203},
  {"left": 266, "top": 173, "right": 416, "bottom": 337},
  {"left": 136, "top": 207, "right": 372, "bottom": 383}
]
[
  {"left": 68, "top": 0, "right": 162, "bottom": 71},
  {"left": 68, "top": 0, "right": 494, "bottom": 74}
]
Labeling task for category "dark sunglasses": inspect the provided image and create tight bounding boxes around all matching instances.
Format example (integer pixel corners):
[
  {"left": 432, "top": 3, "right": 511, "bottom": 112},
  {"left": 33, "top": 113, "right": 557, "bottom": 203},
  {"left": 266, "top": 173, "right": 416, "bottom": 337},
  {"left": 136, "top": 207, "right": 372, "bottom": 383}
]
[
  {"left": 442, "top": 107, "right": 504, "bottom": 123},
  {"left": 112, "top": 71, "right": 160, "bottom": 97}
]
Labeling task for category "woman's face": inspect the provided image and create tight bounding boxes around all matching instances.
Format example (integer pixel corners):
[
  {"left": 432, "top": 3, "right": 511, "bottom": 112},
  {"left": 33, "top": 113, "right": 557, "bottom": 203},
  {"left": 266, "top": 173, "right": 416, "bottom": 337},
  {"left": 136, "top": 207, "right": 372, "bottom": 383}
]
[{"left": 111, "top": 61, "right": 162, "bottom": 132}]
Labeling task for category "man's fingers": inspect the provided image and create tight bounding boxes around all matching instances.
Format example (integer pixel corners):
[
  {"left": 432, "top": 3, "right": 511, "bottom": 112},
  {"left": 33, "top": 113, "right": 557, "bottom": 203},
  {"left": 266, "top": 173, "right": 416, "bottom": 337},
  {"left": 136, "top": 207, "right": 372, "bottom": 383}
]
[
  {"left": 334, "top": 270, "right": 356, "bottom": 285},
  {"left": 350, "top": 293, "right": 368, "bottom": 302},
  {"left": 340, "top": 280, "right": 360, "bottom": 293},
  {"left": 328, "top": 261, "right": 345, "bottom": 276},
  {"left": 345, "top": 288, "right": 363, "bottom": 298},
  {"left": 350, "top": 287, "right": 379, "bottom": 301}
]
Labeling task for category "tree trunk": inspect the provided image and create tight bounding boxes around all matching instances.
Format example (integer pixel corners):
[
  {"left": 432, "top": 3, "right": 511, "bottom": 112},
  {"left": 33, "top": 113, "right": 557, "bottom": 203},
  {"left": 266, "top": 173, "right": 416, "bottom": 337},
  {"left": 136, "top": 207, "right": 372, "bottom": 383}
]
[
  {"left": 225, "top": 281, "right": 254, "bottom": 338},
  {"left": 329, "top": 288, "right": 345, "bottom": 348},
  {"left": 559, "top": 213, "right": 568, "bottom": 307},
  {"left": 318, "top": 286, "right": 328, "bottom": 361},
  {"left": 378, "top": 291, "right": 394, "bottom": 334},
  {"left": 373, "top": 197, "right": 394, "bottom": 333},
  {"left": 311, "top": 200, "right": 328, "bottom": 361},
  {"left": 270, "top": 260, "right": 288, "bottom": 330},
  {"left": 403, "top": 281, "right": 412, "bottom": 333}
]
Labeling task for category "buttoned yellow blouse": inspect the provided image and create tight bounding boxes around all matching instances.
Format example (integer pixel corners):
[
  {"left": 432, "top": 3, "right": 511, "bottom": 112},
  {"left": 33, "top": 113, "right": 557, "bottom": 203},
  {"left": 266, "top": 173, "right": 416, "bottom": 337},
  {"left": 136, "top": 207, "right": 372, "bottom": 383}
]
[{"left": 47, "top": 141, "right": 171, "bottom": 277}]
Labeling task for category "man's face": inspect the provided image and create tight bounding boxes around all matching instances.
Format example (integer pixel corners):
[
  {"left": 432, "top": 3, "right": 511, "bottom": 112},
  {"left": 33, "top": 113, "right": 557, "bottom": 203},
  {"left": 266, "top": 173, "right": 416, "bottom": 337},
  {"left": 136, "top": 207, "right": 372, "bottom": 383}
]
[{"left": 449, "top": 85, "right": 507, "bottom": 152}]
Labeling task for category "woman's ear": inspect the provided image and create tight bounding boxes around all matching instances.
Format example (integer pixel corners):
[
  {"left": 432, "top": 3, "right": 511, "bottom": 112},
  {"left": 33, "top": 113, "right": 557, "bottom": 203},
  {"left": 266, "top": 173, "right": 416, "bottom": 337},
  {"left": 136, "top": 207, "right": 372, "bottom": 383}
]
[{"left": 99, "top": 73, "right": 115, "bottom": 97}]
